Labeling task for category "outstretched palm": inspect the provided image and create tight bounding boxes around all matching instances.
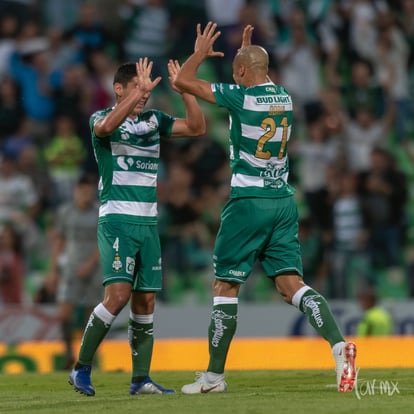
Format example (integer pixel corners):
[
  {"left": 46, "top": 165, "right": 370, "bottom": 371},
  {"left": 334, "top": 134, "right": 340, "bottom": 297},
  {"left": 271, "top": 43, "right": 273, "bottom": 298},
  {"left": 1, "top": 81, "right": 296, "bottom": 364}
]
[
  {"left": 241, "top": 25, "right": 254, "bottom": 48},
  {"left": 167, "top": 59, "right": 182, "bottom": 93},
  {"left": 136, "top": 57, "right": 161, "bottom": 93},
  {"left": 194, "top": 22, "right": 224, "bottom": 58}
]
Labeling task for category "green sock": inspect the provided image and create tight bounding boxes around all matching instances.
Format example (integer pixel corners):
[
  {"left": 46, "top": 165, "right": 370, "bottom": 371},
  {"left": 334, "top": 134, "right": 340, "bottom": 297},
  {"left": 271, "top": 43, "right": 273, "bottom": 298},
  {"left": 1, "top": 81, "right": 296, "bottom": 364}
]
[
  {"left": 78, "top": 312, "right": 111, "bottom": 365},
  {"left": 299, "top": 288, "right": 344, "bottom": 346},
  {"left": 128, "top": 319, "right": 154, "bottom": 378},
  {"left": 207, "top": 303, "right": 238, "bottom": 374}
]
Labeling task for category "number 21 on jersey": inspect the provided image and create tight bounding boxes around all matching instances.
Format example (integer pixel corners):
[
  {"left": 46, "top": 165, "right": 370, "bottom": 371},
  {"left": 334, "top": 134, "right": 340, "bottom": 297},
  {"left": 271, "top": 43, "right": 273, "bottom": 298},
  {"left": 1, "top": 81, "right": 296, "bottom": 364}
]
[{"left": 255, "top": 116, "right": 288, "bottom": 160}]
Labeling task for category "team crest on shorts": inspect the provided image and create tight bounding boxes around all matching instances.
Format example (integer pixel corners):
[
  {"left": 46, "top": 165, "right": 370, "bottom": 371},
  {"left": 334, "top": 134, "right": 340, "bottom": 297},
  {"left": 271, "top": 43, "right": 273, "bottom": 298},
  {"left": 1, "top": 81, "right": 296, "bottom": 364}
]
[{"left": 112, "top": 253, "right": 122, "bottom": 272}]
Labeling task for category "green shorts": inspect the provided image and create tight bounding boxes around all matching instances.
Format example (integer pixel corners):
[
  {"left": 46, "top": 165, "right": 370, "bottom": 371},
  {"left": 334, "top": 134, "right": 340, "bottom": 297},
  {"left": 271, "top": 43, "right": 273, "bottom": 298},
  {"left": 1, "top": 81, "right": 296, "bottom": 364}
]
[
  {"left": 97, "top": 221, "right": 162, "bottom": 291},
  {"left": 213, "top": 196, "right": 303, "bottom": 283}
]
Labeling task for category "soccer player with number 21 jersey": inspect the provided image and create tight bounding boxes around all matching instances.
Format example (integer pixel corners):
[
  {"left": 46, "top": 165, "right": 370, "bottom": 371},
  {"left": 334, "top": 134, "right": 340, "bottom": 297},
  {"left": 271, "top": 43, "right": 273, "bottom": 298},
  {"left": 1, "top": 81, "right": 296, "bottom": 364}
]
[{"left": 175, "top": 22, "right": 357, "bottom": 394}]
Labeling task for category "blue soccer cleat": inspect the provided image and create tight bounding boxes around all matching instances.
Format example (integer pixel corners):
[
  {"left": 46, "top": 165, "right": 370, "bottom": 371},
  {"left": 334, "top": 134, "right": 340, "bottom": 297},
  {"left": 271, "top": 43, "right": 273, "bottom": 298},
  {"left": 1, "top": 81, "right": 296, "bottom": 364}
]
[
  {"left": 68, "top": 365, "right": 95, "bottom": 396},
  {"left": 129, "top": 376, "right": 176, "bottom": 395}
]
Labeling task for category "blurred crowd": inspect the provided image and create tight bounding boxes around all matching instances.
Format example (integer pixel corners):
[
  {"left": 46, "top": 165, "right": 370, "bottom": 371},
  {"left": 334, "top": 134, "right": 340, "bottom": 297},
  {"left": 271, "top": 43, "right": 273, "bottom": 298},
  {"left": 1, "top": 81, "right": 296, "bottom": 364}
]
[{"left": 1, "top": 0, "right": 414, "bottom": 306}]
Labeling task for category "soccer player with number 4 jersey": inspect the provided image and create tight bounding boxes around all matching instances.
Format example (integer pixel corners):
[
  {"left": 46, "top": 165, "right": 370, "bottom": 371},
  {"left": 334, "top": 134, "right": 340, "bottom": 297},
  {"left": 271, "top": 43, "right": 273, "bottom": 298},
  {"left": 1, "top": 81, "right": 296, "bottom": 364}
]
[
  {"left": 175, "top": 22, "right": 357, "bottom": 394},
  {"left": 68, "top": 57, "right": 206, "bottom": 396}
]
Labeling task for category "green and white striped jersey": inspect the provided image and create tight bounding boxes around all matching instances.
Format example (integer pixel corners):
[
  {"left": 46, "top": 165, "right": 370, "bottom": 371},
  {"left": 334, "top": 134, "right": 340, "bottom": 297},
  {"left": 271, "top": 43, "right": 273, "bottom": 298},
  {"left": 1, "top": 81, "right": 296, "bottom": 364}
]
[
  {"left": 90, "top": 108, "right": 175, "bottom": 225},
  {"left": 212, "top": 81, "right": 296, "bottom": 199}
]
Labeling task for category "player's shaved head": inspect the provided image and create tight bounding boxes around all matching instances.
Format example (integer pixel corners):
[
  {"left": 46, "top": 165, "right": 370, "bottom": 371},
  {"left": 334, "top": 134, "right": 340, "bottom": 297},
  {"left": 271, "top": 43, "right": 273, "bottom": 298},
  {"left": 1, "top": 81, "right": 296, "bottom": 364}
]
[{"left": 234, "top": 45, "right": 269, "bottom": 72}]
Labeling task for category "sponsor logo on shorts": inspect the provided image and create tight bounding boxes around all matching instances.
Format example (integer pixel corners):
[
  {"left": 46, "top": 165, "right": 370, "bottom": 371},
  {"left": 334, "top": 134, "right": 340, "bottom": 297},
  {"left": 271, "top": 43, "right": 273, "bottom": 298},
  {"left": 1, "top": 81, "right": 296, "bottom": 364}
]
[
  {"left": 112, "top": 253, "right": 122, "bottom": 272},
  {"left": 229, "top": 269, "right": 246, "bottom": 277},
  {"left": 126, "top": 257, "right": 135, "bottom": 275},
  {"left": 152, "top": 257, "right": 162, "bottom": 271}
]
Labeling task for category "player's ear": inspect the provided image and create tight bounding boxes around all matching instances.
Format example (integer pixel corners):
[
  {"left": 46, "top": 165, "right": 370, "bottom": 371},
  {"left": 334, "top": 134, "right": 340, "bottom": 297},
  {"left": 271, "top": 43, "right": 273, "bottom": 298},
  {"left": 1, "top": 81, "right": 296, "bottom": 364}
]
[
  {"left": 114, "top": 82, "right": 123, "bottom": 98},
  {"left": 239, "top": 65, "right": 246, "bottom": 77}
]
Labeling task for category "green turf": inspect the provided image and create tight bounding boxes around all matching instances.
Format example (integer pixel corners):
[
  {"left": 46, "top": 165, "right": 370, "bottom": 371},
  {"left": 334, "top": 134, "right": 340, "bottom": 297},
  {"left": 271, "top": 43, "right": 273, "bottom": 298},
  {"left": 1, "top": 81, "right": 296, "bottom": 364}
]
[{"left": 1, "top": 369, "right": 413, "bottom": 414}]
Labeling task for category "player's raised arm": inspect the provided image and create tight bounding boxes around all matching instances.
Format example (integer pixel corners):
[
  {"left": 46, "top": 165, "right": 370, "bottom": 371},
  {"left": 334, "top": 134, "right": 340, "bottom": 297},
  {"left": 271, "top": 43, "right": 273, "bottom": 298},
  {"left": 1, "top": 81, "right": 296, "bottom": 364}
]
[
  {"left": 240, "top": 24, "right": 254, "bottom": 49},
  {"left": 94, "top": 58, "right": 161, "bottom": 138},
  {"left": 167, "top": 58, "right": 206, "bottom": 137},
  {"left": 174, "top": 22, "right": 224, "bottom": 104}
]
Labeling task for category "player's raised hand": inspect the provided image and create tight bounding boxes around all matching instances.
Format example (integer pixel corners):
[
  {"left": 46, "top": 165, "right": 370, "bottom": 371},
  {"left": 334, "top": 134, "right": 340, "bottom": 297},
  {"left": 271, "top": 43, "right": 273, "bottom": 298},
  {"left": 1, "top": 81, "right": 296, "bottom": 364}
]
[
  {"left": 194, "top": 22, "right": 224, "bottom": 59},
  {"left": 241, "top": 24, "right": 254, "bottom": 49},
  {"left": 167, "top": 59, "right": 183, "bottom": 93},
  {"left": 135, "top": 57, "right": 162, "bottom": 93}
]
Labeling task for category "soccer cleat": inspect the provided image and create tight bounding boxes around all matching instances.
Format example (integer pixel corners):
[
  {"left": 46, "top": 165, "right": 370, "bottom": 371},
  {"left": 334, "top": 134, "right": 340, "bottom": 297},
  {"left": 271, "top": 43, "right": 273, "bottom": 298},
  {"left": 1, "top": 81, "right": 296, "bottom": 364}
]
[
  {"left": 68, "top": 365, "right": 95, "bottom": 396},
  {"left": 129, "top": 377, "right": 176, "bottom": 395},
  {"left": 181, "top": 372, "right": 228, "bottom": 394},
  {"left": 333, "top": 341, "right": 357, "bottom": 392}
]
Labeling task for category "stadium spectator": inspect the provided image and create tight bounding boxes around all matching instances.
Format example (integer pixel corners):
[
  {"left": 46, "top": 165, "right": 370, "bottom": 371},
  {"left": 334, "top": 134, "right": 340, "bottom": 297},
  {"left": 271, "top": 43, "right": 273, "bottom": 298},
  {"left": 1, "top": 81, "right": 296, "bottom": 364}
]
[
  {"left": 0, "top": 0, "right": 37, "bottom": 26},
  {"left": 45, "top": 174, "right": 102, "bottom": 370},
  {"left": 298, "top": 217, "right": 328, "bottom": 296},
  {"left": 0, "top": 14, "right": 19, "bottom": 78},
  {"left": 8, "top": 32, "right": 62, "bottom": 142},
  {"left": 43, "top": 114, "right": 86, "bottom": 204},
  {"left": 121, "top": 0, "right": 172, "bottom": 92},
  {"left": 398, "top": 0, "right": 414, "bottom": 67},
  {"left": 340, "top": 96, "right": 394, "bottom": 174},
  {"left": 0, "top": 152, "right": 41, "bottom": 254},
  {"left": 169, "top": 0, "right": 208, "bottom": 62},
  {"left": 347, "top": 0, "right": 389, "bottom": 62},
  {"left": 326, "top": 171, "right": 371, "bottom": 299},
  {"left": 290, "top": 115, "right": 340, "bottom": 223},
  {"left": 0, "top": 222, "right": 24, "bottom": 304},
  {"left": 68, "top": 57, "right": 206, "bottom": 396},
  {"left": 175, "top": 22, "right": 357, "bottom": 394},
  {"left": 0, "top": 77, "right": 25, "bottom": 142},
  {"left": 341, "top": 58, "right": 386, "bottom": 120},
  {"left": 225, "top": 0, "right": 276, "bottom": 57},
  {"left": 358, "top": 147, "right": 408, "bottom": 272},
  {"left": 44, "top": 27, "right": 79, "bottom": 72},
  {"left": 51, "top": 63, "right": 94, "bottom": 171},
  {"left": 42, "top": 0, "right": 82, "bottom": 32},
  {"left": 1, "top": 117, "right": 34, "bottom": 161},
  {"left": 52, "top": 63, "right": 90, "bottom": 121},
  {"left": 372, "top": 13, "right": 412, "bottom": 144},
  {"left": 204, "top": 0, "right": 246, "bottom": 82},
  {"left": 356, "top": 285, "right": 393, "bottom": 336},
  {"left": 84, "top": 49, "right": 117, "bottom": 114},
  {"left": 16, "top": 143, "right": 55, "bottom": 216},
  {"left": 273, "top": 6, "right": 324, "bottom": 123},
  {"left": 63, "top": 2, "right": 117, "bottom": 64},
  {"left": 159, "top": 160, "right": 211, "bottom": 301}
]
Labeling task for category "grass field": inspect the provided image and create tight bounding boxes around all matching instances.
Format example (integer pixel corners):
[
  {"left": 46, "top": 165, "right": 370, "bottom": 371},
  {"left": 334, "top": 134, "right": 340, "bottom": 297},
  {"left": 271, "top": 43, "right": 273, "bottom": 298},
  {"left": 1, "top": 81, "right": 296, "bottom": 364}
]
[{"left": 1, "top": 369, "right": 413, "bottom": 414}]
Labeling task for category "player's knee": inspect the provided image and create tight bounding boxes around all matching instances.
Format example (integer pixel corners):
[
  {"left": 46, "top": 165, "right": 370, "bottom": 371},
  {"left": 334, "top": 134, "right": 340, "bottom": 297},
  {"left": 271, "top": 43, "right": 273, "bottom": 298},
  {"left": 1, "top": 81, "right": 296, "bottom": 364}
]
[
  {"left": 213, "top": 279, "right": 240, "bottom": 297},
  {"left": 276, "top": 287, "right": 294, "bottom": 304},
  {"left": 103, "top": 292, "right": 129, "bottom": 314},
  {"left": 274, "top": 274, "right": 304, "bottom": 304}
]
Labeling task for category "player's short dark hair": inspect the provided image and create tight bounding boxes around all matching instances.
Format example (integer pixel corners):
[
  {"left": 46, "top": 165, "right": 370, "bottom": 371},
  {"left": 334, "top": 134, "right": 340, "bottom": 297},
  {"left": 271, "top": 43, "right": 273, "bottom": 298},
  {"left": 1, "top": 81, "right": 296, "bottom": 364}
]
[{"left": 113, "top": 63, "right": 137, "bottom": 86}]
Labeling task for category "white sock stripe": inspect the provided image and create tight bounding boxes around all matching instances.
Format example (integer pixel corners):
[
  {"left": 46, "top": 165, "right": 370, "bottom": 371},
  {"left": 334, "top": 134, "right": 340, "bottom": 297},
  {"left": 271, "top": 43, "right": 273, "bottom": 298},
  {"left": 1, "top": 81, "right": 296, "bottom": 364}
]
[
  {"left": 213, "top": 296, "right": 239, "bottom": 305},
  {"left": 291, "top": 285, "right": 312, "bottom": 309},
  {"left": 94, "top": 303, "right": 116, "bottom": 325},
  {"left": 130, "top": 312, "right": 154, "bottom": 324}
]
